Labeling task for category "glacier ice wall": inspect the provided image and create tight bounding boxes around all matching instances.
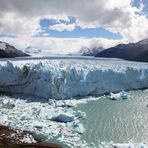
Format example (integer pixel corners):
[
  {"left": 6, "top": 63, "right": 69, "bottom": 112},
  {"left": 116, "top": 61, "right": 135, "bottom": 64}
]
[{"left": 0, "top": 59, "right": 148, "bottom": 99}]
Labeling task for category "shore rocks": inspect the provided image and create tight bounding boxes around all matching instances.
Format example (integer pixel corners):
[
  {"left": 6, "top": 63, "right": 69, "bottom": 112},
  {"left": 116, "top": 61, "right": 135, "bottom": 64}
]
[{"left": 0, "top": 125, "right": 61, "bottom": 148}]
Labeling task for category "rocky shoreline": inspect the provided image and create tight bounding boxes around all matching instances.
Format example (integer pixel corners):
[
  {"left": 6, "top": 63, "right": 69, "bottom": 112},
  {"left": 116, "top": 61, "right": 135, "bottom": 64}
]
[{"left": 0, "top": 125, "right": 61, "bottom": 148}]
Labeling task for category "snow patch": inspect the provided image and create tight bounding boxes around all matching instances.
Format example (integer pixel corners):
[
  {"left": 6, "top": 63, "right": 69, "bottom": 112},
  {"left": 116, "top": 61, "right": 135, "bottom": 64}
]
[{"left": 0, "top": 42, "right": 6, "bottom": 50}]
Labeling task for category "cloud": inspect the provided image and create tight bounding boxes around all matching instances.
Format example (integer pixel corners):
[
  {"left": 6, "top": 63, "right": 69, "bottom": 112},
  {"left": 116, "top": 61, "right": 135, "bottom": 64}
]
[
  {"left": 0, "top": 0, "right": 147, "bottom": 41},
  {"left": 0, "top": 12, "right": 40, "bottom": 36},
  {"left": 49, "top": 23, "right": 76, "bottom": 32},
  {"left": 0, "top": 37, "right": 122, "bottom": 55}
]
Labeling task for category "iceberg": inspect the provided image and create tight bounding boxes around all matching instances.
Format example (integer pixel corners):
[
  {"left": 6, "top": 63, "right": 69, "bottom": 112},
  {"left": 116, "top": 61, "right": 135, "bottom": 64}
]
[
  {"left": 2, "top": 98, "right": 15, "bottom": 109},
  {"left": 0, "top": 58, "right": 148, "bottom": 99},
  {"left": 112, "top": 143, "right": 133, "bottom": 148},
  {"left": 51, "top": 114, "right": 74, "bottom": 123},
  {"left": 109, "top": 91, "right": 129, "bottom": 100},
  {"left": 33, "top": 121, "right": 45, "bottom": 129},
  {"left": 112, "top": 143, "right": 148, "bottom": 148}
]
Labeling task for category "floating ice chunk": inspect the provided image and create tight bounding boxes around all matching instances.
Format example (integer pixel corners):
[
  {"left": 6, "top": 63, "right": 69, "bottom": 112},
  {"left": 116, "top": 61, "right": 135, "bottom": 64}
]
[
  {"left": 33, "top": 121, "right": 45, "bottom": 129},
  {"left": 109, "top": 92, "right": 121, "bottom": 100},
  {"left": 67, "top": 120, "right": 85, "bottom": 134},
  {"left": 39, "top": 108, "right": 49, "bottom": 118},
  {"left": 74, "top": 111, "right": 86, "bottom": 119},
  {"left": 120, "top": 91, "right": 128, "bottom": 100},
  {"left": 60, "top": 127, "right": 72, "bottom": 136},
  {"left": 73, "top": 123, "right": 85, "bottom": 134},
  {"left": 20, "top": 113, "right": 31, "bottom": 121},
  {"left": 2, "top": 99, "right": 15, "bottom": 109},
  {"left": 54, "top": 100, "right": 67, "bottom": 107},
  {"left": 112, "top": 143, "right": 132, "bottom": 148},
  {"left": 48, "top": 99, "right": 55, "bottom": 105},
  {"left": 139, "top": 143, "right": 148, "bottom": 148},
  {"left": 0, "top": 115, "right": 8, "bottom": 125},
  {"left": 64, "top": 102, "right": 75, "bottom": 107},
  {"left": 55, "top": 100, "right": 74, "bottom": 107},
  {"left": 51, "top": 114, "right": 74, "bottom": 123},
  {"left": 109, "top": 91, "right": 129, "bottom": 100}
]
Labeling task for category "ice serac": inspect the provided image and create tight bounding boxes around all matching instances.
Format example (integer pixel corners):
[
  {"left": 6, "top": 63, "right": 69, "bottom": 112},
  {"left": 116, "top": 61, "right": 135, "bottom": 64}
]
[{"left": 0, "top": 59, "right": 148, "bottom": 99}]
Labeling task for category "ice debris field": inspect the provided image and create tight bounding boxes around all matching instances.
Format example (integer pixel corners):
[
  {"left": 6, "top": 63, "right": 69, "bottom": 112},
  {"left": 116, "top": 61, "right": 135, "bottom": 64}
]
[
  {"left": 0, "top": 95, "right": 89, "bottom": 147},
  {"left": 0, "top": 57, "right": 148, "bottom": 147}
]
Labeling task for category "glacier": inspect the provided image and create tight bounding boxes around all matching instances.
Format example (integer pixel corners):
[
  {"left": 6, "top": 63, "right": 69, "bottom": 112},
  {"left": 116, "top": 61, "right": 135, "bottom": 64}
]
[
  {"left": 0, "top": 58, "right": 148, "bottom": 100},
  {"left": 0, "top": 58, "right": 148, "bottom": 99},
  {"left": 0, "top": 57, "right": 148, "bottom": 147}
]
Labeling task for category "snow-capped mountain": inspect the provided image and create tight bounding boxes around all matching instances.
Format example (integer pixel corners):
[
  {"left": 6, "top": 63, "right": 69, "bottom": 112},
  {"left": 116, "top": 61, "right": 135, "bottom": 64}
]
[
  {"left": 23, "top": 46, "right": 56, "bottom": 57},
  {"left": 95, "top": 38, "right": 148, "bottom": 62},
  {"left": 24, "top": 46, "right": 42, "bottom": 54},
  {"left": 138, "top": 38, "right": 148, "bottom": 45},
  {"left": 79, "top": 46, "right": 104, "bottom": 56},
  {"left": 67, "top": 46, "right": 104, "bottom": 56},
  {"left": 0, "top": 41, "right": 29, "bottom": 58}
]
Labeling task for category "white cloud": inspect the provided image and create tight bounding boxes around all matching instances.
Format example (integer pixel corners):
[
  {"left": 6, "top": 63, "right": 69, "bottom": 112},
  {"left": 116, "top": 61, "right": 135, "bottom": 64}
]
[
  {"left": 0, "top": 12, "right": 40, "bottom": 36},
  {"left": 0, "top": 37, "right": 123, "bottom": 55},
  {"left": 49, "top": 23, "right": 75, "bottom": 32},
  {"left": 0, "top": 0, "right": 147, "bottom": 41}
]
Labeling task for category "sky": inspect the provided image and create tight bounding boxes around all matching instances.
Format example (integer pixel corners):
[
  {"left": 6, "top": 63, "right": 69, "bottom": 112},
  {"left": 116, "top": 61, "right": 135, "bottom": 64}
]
[{"left": 0, "top": 0, "right": 148, "bottom": 54}]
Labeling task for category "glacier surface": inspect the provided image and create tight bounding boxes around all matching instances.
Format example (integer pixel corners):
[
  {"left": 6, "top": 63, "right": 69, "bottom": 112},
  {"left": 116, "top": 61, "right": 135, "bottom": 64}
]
[{"left": 0, "top": 58, "right": 148, "bottom": 99}]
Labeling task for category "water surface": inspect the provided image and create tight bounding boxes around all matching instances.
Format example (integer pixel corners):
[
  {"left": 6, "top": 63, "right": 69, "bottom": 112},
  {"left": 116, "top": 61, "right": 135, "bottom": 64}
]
[{"left": 76, "top": 89, "right": 148, "bottom": 146}]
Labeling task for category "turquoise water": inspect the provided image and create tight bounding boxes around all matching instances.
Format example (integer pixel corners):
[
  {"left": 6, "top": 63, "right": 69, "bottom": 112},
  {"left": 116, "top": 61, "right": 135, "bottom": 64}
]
[
  {"left": 76, "top": 89, "right": 148, "bottom": 146},
  {"left": 0, "top": 89, "right": 148, "bottom": 147}
]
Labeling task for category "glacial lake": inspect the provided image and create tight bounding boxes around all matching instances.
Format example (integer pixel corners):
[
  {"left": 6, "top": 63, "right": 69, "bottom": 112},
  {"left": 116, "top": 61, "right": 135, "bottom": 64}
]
[
  {"left": 0, "top": 89, "right": 148, "bottom": 147},
  {"left": 75, "top": 89, "right": 148, "bottom": 147}
]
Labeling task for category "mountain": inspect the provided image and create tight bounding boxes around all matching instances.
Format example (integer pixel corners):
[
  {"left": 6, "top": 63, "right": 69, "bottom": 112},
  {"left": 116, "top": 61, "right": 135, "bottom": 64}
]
[
  {"left": 95, "top": 38, "right": 148, "bottom": 62},
  {"left": 24, "top": 46, "right": 42, "bottom": 55},
  {"left": 0, "top": 41, "right": 29, "bottom": 58},
  {"left": 23, "top": 46, "right": 54, "bottom": 57},
  {"left": 80, "top": 46, "right": 104, "bottom": 56}
]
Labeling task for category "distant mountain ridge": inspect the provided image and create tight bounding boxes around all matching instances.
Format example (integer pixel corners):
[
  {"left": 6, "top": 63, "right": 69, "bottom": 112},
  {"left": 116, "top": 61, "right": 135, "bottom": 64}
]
[
  {"left": 95, "top": 38, "right": 148, "bottom": 62},
  {"left": 24, "top": 46, "right": 42, "bottom": 54},
  {"left": 80, "top": 46, "right": 104, "bottom": 56},
  {"left": 0, "top": 41, "right": 29, "bottom": 58}
]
